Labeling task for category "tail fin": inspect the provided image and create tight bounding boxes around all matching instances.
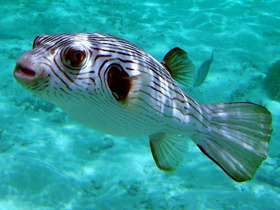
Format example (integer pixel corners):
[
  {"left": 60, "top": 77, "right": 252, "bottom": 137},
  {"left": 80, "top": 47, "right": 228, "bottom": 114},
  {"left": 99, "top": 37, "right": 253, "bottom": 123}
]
[{"left": 196, "top": 102, "right": 272, "bottom": 182}]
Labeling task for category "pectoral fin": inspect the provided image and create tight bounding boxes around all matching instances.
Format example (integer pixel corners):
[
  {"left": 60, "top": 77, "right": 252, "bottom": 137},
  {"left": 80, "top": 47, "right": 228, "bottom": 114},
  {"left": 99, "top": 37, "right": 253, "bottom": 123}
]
[{"left": 149, "top": 132, "right": 188, "bottom": 171}]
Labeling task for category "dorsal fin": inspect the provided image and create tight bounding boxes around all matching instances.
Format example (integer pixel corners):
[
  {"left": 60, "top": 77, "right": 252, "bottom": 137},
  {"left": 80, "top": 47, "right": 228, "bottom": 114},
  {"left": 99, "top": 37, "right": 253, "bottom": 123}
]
[{"left": 162, "top": 47, "right": 195, "bottom": 87}]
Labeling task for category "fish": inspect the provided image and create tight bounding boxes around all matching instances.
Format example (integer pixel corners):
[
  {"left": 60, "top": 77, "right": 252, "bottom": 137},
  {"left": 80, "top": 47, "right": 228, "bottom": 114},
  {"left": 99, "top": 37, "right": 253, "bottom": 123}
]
[
  {"left": 14, "top": 33, "right": 272, "bottom": 182},
  {"left": 264, "top": 60, "right": 280, "bottom": 101},
  {"left": 193, "top": 51, "right": 214, "bottom": 87}
]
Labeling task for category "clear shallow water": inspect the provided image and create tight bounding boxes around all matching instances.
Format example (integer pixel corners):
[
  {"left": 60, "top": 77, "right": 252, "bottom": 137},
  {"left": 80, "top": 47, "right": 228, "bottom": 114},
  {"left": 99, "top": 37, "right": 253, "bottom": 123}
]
[{"left": 1, "top": 0, "right": 280, "bottom": 209}]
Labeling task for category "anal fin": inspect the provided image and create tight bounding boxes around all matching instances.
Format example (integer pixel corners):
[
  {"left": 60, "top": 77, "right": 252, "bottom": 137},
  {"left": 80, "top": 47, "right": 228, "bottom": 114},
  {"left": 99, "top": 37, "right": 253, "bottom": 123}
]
[{"left": 149, "top": 133, "right": 188, "bottom": 171}]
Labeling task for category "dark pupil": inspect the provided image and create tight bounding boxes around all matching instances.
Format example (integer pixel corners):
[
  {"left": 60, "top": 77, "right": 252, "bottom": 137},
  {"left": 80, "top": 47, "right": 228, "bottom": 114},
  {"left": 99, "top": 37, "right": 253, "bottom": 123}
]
[
  {"left": 75, "top": 52, "right": 82, "bottom": 60},
  {"left": 66, "top": 50, "right": 84, "bottom": 67}
]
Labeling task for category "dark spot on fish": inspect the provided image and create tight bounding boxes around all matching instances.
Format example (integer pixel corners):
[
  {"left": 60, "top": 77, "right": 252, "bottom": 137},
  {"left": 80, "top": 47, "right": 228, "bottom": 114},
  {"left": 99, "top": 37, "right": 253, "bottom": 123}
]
[{"left": 107, "top": 64, "right": 131, "bottom": 103}]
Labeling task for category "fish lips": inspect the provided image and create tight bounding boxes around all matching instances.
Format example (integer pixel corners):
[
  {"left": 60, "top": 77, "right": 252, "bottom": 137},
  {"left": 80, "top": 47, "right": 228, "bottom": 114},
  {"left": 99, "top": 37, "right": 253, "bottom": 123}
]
[{"left": 14, "top": 60, "right": 43, "bottom": 84}]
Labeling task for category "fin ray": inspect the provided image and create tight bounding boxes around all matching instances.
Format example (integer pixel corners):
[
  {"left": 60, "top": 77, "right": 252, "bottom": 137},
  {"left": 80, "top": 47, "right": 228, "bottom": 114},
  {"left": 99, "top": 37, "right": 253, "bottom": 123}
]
[
  {"left": 162, "top": 47, "right": 195, "bottom": 87},
  {"left": 194, "top": 102, "right": 272, "bottom": 182},
  {"left": 149, "top": 133, "right": 188, "bottom": 171}
]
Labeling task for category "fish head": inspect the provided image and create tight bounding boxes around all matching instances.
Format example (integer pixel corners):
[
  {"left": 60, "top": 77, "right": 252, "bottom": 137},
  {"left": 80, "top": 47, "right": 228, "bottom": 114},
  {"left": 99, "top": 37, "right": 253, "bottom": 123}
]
[
  {"left": 14, "top": 34, "right": 96, "bottom": 100},
  {"left": 14, "top": 33, "right": 158, "bottom": 109}
]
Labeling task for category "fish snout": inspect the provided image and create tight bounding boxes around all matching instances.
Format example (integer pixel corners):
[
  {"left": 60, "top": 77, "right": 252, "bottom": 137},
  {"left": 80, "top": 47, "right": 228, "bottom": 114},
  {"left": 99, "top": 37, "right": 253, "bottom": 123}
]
[{"left": 14, "top": 61, "right": 43, "bottom": 84}]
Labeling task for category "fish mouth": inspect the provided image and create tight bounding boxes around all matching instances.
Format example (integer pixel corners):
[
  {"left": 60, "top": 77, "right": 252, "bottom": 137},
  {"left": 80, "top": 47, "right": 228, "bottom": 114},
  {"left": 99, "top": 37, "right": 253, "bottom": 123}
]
[{"left": 14, "top": 64, "right": 37, "bottom": 83}]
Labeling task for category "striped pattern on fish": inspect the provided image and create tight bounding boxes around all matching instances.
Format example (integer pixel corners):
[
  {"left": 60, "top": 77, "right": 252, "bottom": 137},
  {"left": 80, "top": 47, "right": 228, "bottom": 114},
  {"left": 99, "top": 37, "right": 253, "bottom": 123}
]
[{"left": 14, "top": 33, "right": 272, "bottom": 182}]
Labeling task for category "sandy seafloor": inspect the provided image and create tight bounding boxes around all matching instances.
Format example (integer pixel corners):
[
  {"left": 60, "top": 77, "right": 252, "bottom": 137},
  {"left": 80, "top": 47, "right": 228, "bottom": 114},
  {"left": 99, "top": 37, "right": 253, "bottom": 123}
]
[{"left": 0, "top": 0, "right": 280, "bottom": 209}]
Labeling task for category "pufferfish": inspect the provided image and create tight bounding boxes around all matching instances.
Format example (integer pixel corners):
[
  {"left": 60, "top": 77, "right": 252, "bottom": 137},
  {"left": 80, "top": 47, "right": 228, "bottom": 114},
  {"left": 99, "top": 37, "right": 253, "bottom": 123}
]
[{"left": 14, "top": 33, "right": 272, "bottom": 182}]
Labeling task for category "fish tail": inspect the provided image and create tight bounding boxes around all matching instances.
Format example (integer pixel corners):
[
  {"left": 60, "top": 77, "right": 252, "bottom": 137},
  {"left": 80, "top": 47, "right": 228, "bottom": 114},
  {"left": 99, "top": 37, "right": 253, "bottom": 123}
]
[{"left": 194, "top": 102, "right": 272, "bottom": 182}]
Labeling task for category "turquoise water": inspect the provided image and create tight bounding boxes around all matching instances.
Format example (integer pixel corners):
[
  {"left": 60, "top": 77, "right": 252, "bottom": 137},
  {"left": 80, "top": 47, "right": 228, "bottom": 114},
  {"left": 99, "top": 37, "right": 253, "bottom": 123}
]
[{"left": 1, "top": 0, "right": 280, "bottom": 209}]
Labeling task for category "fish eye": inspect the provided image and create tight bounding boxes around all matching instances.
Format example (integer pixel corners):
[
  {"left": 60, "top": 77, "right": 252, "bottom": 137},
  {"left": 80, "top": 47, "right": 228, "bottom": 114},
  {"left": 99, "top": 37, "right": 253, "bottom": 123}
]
[{"left": 64, "top": 47, "right": 86, "bottom": 68}]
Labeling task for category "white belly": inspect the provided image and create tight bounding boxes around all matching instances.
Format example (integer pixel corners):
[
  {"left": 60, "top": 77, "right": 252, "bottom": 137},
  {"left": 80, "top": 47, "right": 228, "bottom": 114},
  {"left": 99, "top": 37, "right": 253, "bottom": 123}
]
[{"left": 56, "top": 96, "right": 166, "bottom": 136}]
